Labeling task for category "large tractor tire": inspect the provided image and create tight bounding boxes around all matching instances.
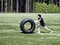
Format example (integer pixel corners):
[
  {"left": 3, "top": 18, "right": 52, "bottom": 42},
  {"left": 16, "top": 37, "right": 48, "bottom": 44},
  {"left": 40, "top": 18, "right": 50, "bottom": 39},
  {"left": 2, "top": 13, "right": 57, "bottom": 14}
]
[{"left": 20, "top": 18, "right": 35, "bottom": 33}]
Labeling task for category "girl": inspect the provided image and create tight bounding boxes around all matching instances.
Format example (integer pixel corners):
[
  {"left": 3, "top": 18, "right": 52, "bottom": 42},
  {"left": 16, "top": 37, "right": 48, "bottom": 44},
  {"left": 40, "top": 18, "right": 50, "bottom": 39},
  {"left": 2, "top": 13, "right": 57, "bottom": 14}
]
[{"left": 35, "top": 14, "right": 53, "bottom": 33}]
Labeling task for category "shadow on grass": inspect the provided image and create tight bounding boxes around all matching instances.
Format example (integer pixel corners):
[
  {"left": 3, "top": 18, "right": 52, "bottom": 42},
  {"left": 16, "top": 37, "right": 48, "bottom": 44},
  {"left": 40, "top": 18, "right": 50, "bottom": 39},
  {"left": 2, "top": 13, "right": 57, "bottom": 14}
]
[
  {"left": 20, "top": 32, "right": 35, "bottom": 34},
  {"left": 20, "top": 31, "right": 49, "bottom": 34}
]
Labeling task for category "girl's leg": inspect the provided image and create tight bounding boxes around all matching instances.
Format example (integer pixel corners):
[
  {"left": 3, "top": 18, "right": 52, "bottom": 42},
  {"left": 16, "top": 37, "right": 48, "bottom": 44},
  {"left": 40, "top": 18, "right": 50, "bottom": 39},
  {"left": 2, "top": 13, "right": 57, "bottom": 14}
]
[
  {"left": 36, "top": 24, "right": 41, "bottom": 33},
  {"left": 43, "top": 26, "right": 53, "bottom": 33}
]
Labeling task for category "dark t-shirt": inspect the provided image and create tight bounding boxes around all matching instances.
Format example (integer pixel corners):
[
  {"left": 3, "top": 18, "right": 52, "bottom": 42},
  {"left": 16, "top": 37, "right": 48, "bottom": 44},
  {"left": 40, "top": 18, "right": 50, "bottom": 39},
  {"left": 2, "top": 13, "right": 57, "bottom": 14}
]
[{"left": 38, "top": 17, "right": 45, "bottom": 27}]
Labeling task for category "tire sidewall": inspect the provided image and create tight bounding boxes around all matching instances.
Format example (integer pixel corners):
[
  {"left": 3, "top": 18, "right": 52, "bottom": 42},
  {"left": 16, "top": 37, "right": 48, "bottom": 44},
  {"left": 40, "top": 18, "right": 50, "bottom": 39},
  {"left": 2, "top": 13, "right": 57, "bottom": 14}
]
[{"left": 20, "top": 18, "right": 35, "bottom": 33}]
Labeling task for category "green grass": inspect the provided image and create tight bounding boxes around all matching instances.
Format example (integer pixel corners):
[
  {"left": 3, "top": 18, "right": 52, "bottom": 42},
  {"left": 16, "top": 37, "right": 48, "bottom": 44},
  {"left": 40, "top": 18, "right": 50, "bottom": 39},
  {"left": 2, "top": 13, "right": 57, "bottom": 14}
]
[{"left": 0, "top": 13, "right": 60, "bottom": 45}]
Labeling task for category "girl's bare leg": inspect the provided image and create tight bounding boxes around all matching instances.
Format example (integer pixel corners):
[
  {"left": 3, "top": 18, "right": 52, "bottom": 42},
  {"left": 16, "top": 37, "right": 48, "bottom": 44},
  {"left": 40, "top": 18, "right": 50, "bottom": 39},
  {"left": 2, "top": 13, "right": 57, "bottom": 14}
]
[
  {"left": 36, "top": 24, "right": 41, "bottom": 33},
  {"left": 43, "top": 26, "right": 53, "bottom": 33}
]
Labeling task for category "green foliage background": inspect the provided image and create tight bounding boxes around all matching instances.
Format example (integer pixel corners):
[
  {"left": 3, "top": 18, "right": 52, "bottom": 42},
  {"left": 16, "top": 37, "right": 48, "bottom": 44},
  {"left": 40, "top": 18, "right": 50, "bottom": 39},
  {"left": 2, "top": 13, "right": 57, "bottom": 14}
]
[{"left": 34, "top": 3, "right": 60, "bottom": 13}]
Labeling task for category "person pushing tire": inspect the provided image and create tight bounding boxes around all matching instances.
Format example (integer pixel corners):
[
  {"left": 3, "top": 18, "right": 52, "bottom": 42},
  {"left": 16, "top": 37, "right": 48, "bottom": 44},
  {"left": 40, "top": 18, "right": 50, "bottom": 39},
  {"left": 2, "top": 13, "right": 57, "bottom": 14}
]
[{"left": 35, "top": 14, "right": 53, "bottom": 33}]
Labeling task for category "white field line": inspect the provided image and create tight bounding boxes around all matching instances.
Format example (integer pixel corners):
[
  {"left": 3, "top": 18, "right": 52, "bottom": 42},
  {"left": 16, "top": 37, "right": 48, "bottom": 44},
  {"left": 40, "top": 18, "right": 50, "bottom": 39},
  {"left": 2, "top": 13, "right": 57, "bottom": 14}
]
[
  {"left": 0, "top": 13, "right": 60, "bottom": 15},
  {"left": 0, "top": 23, "right": 18, "bottom": 26},
  {"left": 0, "top": 30, "right": 20, "bottom": 33}
]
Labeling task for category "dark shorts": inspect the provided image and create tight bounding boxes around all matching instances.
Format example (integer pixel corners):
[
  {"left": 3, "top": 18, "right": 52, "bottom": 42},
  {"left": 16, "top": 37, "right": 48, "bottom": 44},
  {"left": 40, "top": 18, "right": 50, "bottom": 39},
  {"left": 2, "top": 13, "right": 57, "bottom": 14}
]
[{"left": 40, "top": 23, "right": 45, "bottom": 27}]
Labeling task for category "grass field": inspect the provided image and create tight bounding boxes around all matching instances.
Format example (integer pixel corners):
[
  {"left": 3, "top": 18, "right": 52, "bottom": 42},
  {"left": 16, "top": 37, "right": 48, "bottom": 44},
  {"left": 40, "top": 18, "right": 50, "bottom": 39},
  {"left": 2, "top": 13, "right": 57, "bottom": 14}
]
[{"left": 0, "top": 13, "right": 60, "bottom": 45}]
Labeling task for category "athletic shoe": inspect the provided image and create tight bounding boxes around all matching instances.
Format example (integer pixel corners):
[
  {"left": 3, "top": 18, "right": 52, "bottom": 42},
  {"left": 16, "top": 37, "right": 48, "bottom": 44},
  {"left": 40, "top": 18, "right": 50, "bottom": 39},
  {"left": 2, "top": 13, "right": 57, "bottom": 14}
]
[
  {"left": 49, "top": 30, "right": 53, "bottom": 33},
  {"left": 36, "top": 32, "right": 41, "bottom": 34}
]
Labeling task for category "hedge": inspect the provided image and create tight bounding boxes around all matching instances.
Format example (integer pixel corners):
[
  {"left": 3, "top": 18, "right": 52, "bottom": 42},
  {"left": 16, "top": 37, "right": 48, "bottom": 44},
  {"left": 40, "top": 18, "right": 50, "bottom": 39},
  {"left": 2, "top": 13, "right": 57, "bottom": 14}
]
[{"left": 34, "top": 3, "right": 60, "bottom": 13}]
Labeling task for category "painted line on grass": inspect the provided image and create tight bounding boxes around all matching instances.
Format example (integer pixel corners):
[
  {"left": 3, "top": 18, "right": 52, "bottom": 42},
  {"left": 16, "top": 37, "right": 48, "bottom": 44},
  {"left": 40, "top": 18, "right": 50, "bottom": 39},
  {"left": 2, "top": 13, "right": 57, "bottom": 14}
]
[{"left": 0, "top": 30, "right": 20, "bottom": 33}]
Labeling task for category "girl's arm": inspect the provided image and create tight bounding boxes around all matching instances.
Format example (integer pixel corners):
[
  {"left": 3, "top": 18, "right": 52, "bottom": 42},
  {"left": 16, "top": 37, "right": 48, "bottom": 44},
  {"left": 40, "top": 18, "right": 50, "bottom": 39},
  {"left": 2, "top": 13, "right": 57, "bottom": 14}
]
[
  {"left": 34, "top": 19, "right": 41, "bottom": 23},
  {"left": 38, "top": 19, "right": 41, "bottom": 22}
]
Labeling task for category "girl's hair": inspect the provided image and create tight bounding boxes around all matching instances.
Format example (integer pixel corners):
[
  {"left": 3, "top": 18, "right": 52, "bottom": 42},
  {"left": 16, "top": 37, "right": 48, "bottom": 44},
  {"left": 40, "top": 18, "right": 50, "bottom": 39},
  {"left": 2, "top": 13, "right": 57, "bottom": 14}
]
[{"left": 38, "top": 14, "right": 41, "bottom": 17}]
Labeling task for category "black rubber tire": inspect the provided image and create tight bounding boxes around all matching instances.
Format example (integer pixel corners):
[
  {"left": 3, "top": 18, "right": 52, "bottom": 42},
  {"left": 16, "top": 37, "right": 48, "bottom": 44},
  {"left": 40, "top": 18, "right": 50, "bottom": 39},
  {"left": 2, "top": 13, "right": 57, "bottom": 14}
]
[{"left": 20, "top": 18, "right": 35, "bottom": 33}]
